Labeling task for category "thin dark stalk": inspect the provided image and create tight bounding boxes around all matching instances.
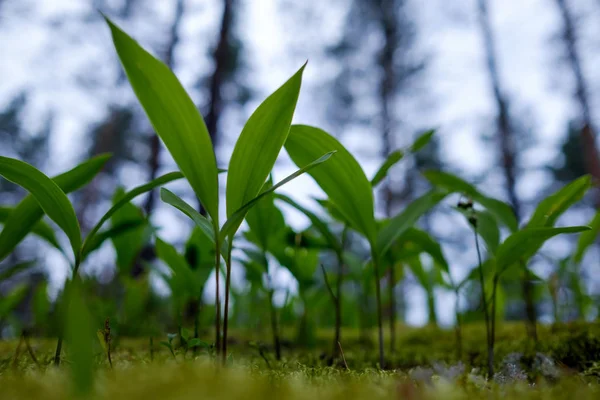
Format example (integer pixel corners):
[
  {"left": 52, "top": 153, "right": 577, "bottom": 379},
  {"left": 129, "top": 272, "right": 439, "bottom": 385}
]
[
  {"left": 321, "top": 264, "right": 337, "bottom": 302},
  {"left": 221, "top": 246, "right": 233, "bottom": 365},
  {"left": 11, "top": 334, "right": 23, "bottom": 370},
  {"left": 150, "top": 337, "right": 154, "bottom": 361},
  {"left": 214, "top": 239, "right": 222, "bottom": 356},
  {"left": 258, "top": 343, "right": 272, "bottom": 369},
  {"left": 521, "top": 260, "right": 538, "bottom": 342},
  {"left": 372, "top": 253, "right": 385, "bottom": 369},
  {"left": 454, "top": 289, "right": 463, "bottom": 360},
  {"left": 490, "top": 275, "right": 499, "bottom": 371},
  {"left": 268, "top": 288, "right": 281, "bottom": 361},
  {"left": 389, "top": 263, "right": 396, "bottom": 353},
  {"left": 338, "top": 341, "right": 349, "bottom": 370},
  {"left": 474, "top": 229, "right": 493, "bottom": 378},
  {"left": 333, "top": 226, "right": 347, "bottom": 359},
  {"left": 23, "top": 332, "right": 40, "bottom": 369},
  {"left": 54, "top": 259, "right": 81, "bottom": 366}
]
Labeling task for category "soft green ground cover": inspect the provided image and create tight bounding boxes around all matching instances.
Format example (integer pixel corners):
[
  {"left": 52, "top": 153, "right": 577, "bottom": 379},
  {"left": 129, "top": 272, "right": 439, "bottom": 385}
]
[{"left": 1, "top": 322, "right": 599, "bottom": 399}]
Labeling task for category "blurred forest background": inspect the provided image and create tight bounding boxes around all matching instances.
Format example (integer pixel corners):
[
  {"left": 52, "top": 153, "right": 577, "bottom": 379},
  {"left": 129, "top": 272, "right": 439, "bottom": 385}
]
[{"left": 1, "top": 0, "right": 599, "bottom": 338}]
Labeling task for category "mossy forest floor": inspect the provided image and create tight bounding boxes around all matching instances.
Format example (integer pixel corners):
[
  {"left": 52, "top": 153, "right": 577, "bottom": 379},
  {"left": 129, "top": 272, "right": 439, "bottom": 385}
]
[{"left": 1, "top": 322, "right": 600, "bottom": 399}]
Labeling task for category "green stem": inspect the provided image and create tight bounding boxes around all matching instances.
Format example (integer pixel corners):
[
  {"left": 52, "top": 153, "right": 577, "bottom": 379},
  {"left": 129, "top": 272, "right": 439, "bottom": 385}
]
[
  {"left": 53, "top": 258, "right": 81, "bottom": 367},
  {"left": 372, "top": 251, "right": 385, "bottom": 369},
  {"left": 221, "top": 244, "right": 233, "bottom": 365},
  {"left": 473, "top": 229, "right": 493, "bottom": 378},
  {"left": 214, "top": 237, "right": 222, "bottom": 356}
]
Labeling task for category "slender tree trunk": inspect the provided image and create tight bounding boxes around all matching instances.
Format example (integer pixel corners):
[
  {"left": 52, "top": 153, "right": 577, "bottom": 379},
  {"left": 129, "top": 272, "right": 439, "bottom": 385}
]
[
  {"left": 476, "top": 0, "right": 537, "bottom": 341},
  {"left": 377, "top": 0, "right": 399, "bottom": 358},
  {"left": 143, "top": 0, "right": 185, "bottom": 215},
  {"left": 198, "top": 0, "right": 235, "bottom": 212},
  {"left": 554, "top": 0, "right": 600, "bottom": 192}
]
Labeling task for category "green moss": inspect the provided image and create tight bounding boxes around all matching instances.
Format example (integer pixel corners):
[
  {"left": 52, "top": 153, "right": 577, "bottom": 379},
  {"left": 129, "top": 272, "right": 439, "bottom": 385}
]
[{"left": 0, "top": 322, "right": 599, "bottom": 399}]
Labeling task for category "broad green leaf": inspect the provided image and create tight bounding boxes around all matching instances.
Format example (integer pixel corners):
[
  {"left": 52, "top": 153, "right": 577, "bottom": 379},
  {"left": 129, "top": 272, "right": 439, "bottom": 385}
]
[
  {"left": 220, "top": 151, "right": 335, "bottom": 241},
  {"left": 0, "top": 156, "right": 81, "bottom": 261},
  {"left": 226, "top": 64, "right": 306, "bottom": 238},
  {"left": 496, "top": 226, "right": 590, "bottom": 273},
  {"left": 0, "top": 284, "right": 28, "bottom": 320},
  {"left": 527, "top": 175, "right": 591, "bottom": 228},
  {"left": 0, "top": 260, "right": 35, "bottom": 283},
  {"left": 105, "top": 17, "right": 220, "bottom": 226},
  {"left": 81, "top": 219, "right": 146, "bottom": 261},
  {"left": 313, "top": 197, "right": 350, "bottom": 225},
  {"left": 423, "top": 170, "right": 518, "bottom": 232},
  {"left": 371, "top": 150, "right": 404, "bottom": 187},
  {"left": 81, "top": 171, "right": 183, "bottom": 257},
  {"left": 455, "top": 207, "right": 500, "bottom": 255},
  {"left": 185, "top": 227, "right": 216, "bottom": 288},
  {"left": 245, "top": 180, "right": 286, "bottom": 251},
  {"left": 0, "top": 154, "right": 110, "bottom": 261},
  {"left": 0, "top": 206, "right": 60, "bottom": 250},
  {"left": 155, "top": 238, "right": 197, "bottom": 296},
  {"left": 160, "top": 188, "right": 231, "bottom": 256},
  {"left": 107, "top": 188, "right": 149, "bottom": 273},
  {"left": 275, "top": 193, "right": 341, "bottom": 253},
  {"left": 187, "top": 338, "right": 209, "bottom": 348},
  {"left": 285, "top": 125, "right": 376, "bottom": 243},
  {"left": 406, "top": 256, "right": 431, "bottom": 291},
  {"left": 409, "top": 129, "right": 435, "bottom": 153},
  {"left": 376, "top": 189, "right": 448, "bottom": 256},
  {"left": 573, "top": 211, "right": 600, "bottom": 263},
  {"left": 401, "top": 228, "right": 449, "bottom": 274}
]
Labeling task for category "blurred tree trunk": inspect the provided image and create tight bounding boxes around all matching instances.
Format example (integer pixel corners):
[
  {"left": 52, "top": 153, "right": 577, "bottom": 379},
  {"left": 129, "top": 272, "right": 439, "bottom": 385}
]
[
  {"left": 142, "top": 0, "right": 185, "bottom": 216},
  {"left": 476, "top": 0, "right": 537, "bottom": 341},
  {"left": 554, "top": 0, "right": 600, "bottom": 194},
  {"left": 197, "top": 0, "right": 236, "bottom": 213},
  {"left": 76, "top": 0, "right": 139, "bottom": 232}
]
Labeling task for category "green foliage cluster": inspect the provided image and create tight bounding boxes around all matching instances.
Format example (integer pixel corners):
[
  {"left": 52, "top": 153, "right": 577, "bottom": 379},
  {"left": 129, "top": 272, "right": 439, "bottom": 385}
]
[{"left": 0, "top": 14, "right": 599, "bottom": 398}]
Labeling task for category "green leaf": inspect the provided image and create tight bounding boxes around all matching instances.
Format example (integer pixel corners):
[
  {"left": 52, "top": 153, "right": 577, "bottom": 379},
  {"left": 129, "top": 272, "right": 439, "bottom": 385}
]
[
  {"left": 81, "top": 172, "right": 183, "bottom": 257},
  {"left": 409, "top": 129, "right": 435, "bottom": 153},
  {"left": 0, "top": 156, "right": 81, "bottom": 261},
  {"left": 0, "top": 206, "right": 61, "bottom": 251},
  {"left": 275, "top": 193, "right": 341, "bottom": 253},
  {"left": 376, "top": 190, "right": 448, "bottom": 257},
  {"left": 0, "top": 260, "right": 35, "bottom": 283},
  {"left": 371, "top": 150, "right": 404, "bottom": 187},
  {"left": 220, "top": 151, "right": 335, "bottom": 241},
  {"left": 81, "top": 218, "right": 147, "bottom": 261},
  {"left": 187, "top": 338, "right": 209, "bottom": 349},
  {"left": 160, "top": 188, "right": 214, "bottom": 241},
  {"left": 245, "top": 179, "right": 286, "bottom": 251},
  {"left": 226, "top": 64, "right": 306, "bottom": 238},
  {"left": 185, "top": 227, "right": 216, "bottom": 288},
  {"left": 400, "top": 228, "right": 449, "bottom": 274},
  {"left": 285, "top": 125, "right": 376, "bottom": 244},
  {"left": 107, "top": 188, "right": 149, "bottom": 273},
  {"left": 527, "top": 175, "right": 591, "bottom": 228},
  {"left": 313, "top": 197, "right": 350, "bottom": 225},
  {"left": 496, "top": 226, "right": 591, "bottom": 273},
  {"left": 423, "top": 170, "right": 518, "bottom": 232},
  {"left": 455, "top": 207, "right": 500, "bottom": 255},
  {"left": 0, "top": 284, "right": 28, "bottom": 320},
  {"left": 0, "top": 154, "right": 110, "bottom": 262},
  {"left": 65, "top": 279, "right": 94, "bottom": 396},
  {"left": 155, "top": 238, "right": 197, "bottom": 296},
  {"left": 573, "top": 211, "right": 600, "bottom": 263},
  {"left": 105, "top": 17, "right": 220, "bottom": 226}
]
